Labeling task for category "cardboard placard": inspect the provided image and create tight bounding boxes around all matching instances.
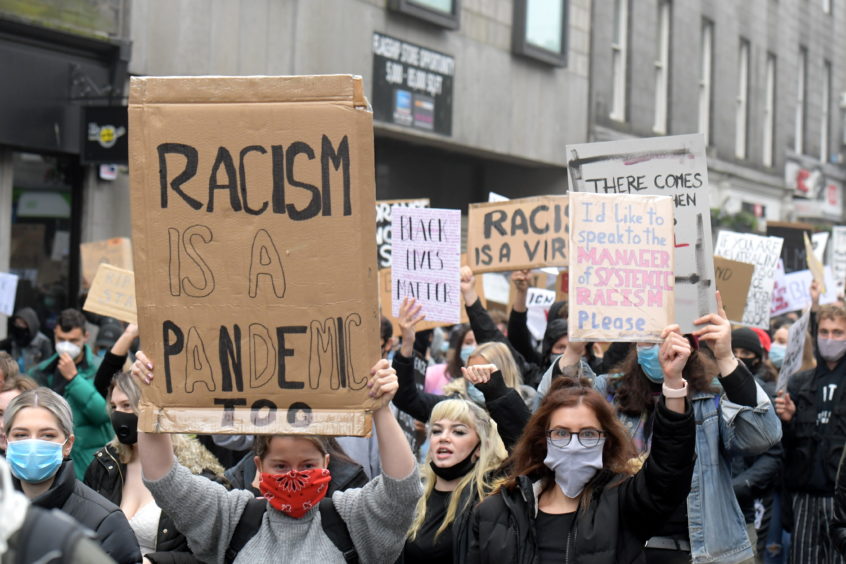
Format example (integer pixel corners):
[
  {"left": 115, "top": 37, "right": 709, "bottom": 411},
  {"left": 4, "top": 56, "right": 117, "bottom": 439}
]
[
  {"left": 80, "top": 238, "right": 133, "bottom": 289},
  {"left": 555, "top": 270, "right": 569, "bottom": 302},
  {"left": 83, "top": 264, "right": 137, "bottom": 324},
  {"left": 467, "top": 196, "right": 569, "bottom": 273},
  {"left": 833, "top": 226, "right": 846, "bottom": 295},
  {"left": 568, "top": 192, "right": 675, "bottom": 342},
  {"left": 713, "top": 256, "right": 754, "bottom": 323},
  {"left": 805, "top": 232, "right": 827, "bottom": 293},
  {"left": 777, "top": 308, "right": 811, "bottom": 392},
  {"left": 391, "top": 207, "right": 461, "bottom": 324},
  {"left": 713, "top": 232, "right": 783, "bottom": 328},
  {"left": 0, "top": 273, "right": 19, "bottom": 316},
  {"left": 567, "top": 134, "right": 716, "bottom": 333},
  {"left": 129, "top": 75, "right": 379, "bottom": 436},
  {"left": 375, "top": 198, "right": 430, "bottom": 268},
  {"left": 766, "top": 221, "right": 813, "bottom": 274}
]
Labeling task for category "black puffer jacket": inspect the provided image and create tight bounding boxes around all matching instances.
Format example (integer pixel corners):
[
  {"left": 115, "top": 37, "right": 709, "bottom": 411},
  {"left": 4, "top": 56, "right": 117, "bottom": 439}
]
[
  {"left": 467, "top": 398, "right": 696, "bottom": 564},
  {"left": 16, "top": 460, "right": 140, "bottom": 564},
  {"left": 830, "top": 447, "right": 846, "bottom": 557}
]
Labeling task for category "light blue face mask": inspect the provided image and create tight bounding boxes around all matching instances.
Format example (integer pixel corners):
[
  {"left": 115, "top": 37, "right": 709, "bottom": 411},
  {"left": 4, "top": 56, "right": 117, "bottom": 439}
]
[
  {"left": 637, "top": 344, "right": 665, "bottom": 384},
  {"left": 465, "top": 381, "right": 486, "bottom": 405},
  {"left": 460, "top": 345, "right": 475, "bottom": 365},
  {"left": 769, "top": 343, "right": 786, "bottom": 369},
  {"left": 6, "top": 438, "right": 66, "bottom": 483}
]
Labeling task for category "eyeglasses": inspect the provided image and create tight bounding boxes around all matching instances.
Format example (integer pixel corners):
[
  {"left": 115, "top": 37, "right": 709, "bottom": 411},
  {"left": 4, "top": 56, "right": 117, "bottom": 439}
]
[{"left": 546, "top": 428, "right": 605, "bottom": 448}]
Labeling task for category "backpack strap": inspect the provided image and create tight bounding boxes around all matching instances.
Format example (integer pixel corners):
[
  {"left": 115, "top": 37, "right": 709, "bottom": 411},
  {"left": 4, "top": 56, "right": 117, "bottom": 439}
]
[
  {"left": 225, "top": 498, "right": 267, "bottom": 564},
  {"left": 319, "top": 497, "right": 358, "bottom": 563}
]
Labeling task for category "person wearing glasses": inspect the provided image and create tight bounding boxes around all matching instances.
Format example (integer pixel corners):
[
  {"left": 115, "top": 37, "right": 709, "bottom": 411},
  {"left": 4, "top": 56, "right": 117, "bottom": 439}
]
[{"left": 467, "top": 325, "right": 696, "bottom": 563}]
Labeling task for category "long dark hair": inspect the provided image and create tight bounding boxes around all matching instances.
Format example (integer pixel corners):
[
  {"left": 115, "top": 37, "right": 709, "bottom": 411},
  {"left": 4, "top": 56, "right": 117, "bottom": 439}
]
[{"left": 446, "top": 324, "right": 473, "bottom": 380}]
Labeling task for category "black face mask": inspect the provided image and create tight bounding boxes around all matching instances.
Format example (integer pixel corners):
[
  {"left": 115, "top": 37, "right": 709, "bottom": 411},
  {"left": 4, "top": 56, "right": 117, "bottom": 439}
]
[
  {"left": 11, "top": 325, "right": 30, "bottom": 345},
  {"left": 429, "top": 444, "right": 480, "bottom": 481},
  {"left": 110, "top": 411, "right": 138, "bottom": 445},
  {"left": 739, "top": 357, "right": 761, "bottom": 374}
]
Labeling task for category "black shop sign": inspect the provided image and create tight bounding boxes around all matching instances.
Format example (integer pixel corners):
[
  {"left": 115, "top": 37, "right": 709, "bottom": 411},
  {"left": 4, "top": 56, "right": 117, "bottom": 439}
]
[
  {"left": 372, "top": 32, "right": 454, "bottom": 136},
  {"left": 81, "top": 106, "right": 128, "bottom": 164}
]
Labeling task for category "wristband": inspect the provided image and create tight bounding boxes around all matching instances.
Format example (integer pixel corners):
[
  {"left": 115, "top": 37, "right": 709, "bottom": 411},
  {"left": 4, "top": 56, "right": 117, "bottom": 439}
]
[{"left": 662, "top": 379, "right": 688, "bottom": 399}]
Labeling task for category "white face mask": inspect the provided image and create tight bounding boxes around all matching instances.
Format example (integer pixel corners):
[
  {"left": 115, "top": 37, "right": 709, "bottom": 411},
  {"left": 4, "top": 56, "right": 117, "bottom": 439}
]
[{"left": 55, "top": 341, "right": 82, "bottom": 359}]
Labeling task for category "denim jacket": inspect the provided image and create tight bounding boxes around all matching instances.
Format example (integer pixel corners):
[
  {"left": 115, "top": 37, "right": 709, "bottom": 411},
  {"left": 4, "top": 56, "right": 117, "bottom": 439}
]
[{"left": 536, "top": 359, "right": 783, "bottom": 563}]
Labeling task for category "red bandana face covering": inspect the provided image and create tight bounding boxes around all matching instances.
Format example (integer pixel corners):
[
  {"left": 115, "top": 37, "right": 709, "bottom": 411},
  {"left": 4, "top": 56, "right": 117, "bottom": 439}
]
[{"left": 259, "top": 468, "right": 332, "bottom": 518}]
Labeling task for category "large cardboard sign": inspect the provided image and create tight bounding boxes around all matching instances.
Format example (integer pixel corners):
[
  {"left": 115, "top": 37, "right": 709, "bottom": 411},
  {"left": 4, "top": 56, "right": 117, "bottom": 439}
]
[
  {"left": 467, "top": 196, "right": 569, "bottom": 273},
  {"left": 833, "top": 226, "right": 846, "bottom": 295},
  {"left": 391, "top": 207, "right": 461, "bottom": 324},
  {"left": 80, "top": 237, "right": 133, "bottom": 289},
  {"left": 567, "top": 134, "right": 716, "bottom": 333},
  {"left": 568, "top": 192, "right": 675, "bottom": 342},
  {"left": 375, "top": 198, "right": 430, "bottom": 268},
  {"left": 777, "top": 308, "right": 811, "bottom": 392},
  {"left": 83, "top": 264, "right": 137, "bottom": 324},
  {"left": 129, "top": 75, "right": 379, "bottom": 436},
  {"left": 766, "top": 221, "right": 813, "bottom": 274},
  {"left": 714, "top": 232, "right": 783, "bottom": 328},
  {"left": 713, "top": 257, "right": 754, "bottom": 323},
  {"left": 0, "top": 273, "right": 18, "bottom": 316}
]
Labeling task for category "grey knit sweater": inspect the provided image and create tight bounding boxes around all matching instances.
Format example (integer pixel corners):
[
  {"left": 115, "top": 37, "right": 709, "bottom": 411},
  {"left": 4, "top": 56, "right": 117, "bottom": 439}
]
[{"left": 144, "top": 459, "right": 422, "bottom": 564}]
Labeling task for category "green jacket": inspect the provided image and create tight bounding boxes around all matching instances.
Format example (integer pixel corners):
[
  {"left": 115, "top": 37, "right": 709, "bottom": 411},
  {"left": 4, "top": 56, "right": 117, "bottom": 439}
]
[{"left": 29, "top": 346, "right": 111, "bottom": 479}]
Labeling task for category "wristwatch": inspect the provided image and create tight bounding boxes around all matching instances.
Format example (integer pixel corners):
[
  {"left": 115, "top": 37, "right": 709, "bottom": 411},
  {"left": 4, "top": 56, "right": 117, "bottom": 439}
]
[{"left": 662, "top": 379, "right": 688, "bottom": 398}]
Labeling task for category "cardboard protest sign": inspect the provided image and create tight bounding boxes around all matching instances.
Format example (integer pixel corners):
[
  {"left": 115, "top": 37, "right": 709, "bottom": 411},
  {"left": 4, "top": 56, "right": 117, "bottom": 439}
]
[
  {"left": 80, "top": 238, "right": 133, "bottom": 289},
  {"left": 0, "top": 273, "right": 18, "bottom": 316},
  {"left": 467, "top": 196, "right": 569, "bottom": 273},
  {"left": 391, "top": 207, "right": 461, "bottom": 324},
  {"left": 129, "top": 75, "right": 379, "bottom": 436},
  {"left": 713, "top": 232, "right": 783, "bottom": 328},
  {"left": 83, "top": 264, "right": 137, "bottom": 324},
  {"left": 804, "top": 232, "right": 827, "bottom": 293},
  {"left": 375, "top": 198, "right": 429, "bottom": 268},
  {"left": 766, "top": 221, "right": 813, "bottom": 273},
  {"left": 527, "top": 287, "right": 556, "bottom": 309},
  {"left": 568, "top": 192, "right": 675, "bottom": 342},
  {"left": 833, "top": 226, "right": 846, "bottom": 295},
  {"left": 567, "top": 134, "right": 716, "bottom": 333},
  {"left": 488, "top": 192, "right": 509, "bottom": 202},
  {"left": 555, "top": 270, "right": 569, "bottom": 302},
  {"left": 812, "top": 232, "right": 830, "bottom": 264},
  {"left": 712, "top": 257, "right": 754, "bottom": 323},
  {"left": 777, "top": 308, "right": 811, "bottom": 392}
]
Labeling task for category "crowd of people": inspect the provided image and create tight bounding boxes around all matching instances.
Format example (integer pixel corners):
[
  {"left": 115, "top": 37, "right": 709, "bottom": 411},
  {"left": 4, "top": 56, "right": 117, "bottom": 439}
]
[{"left": 0, "top": 267, "right": 845, "bottom": 564}]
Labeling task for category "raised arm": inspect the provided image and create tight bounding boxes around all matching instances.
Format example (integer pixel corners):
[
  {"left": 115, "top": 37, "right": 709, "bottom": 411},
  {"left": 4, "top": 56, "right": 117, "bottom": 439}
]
[
  {"left": 369, "top": 358, "right": 416, "bottom": 479},
  {"left": 94, "top": 323, "right": 138, "bottom": 397},
  {"left": 131, "top": 350, "right": 175, "bottom": 481},
  {"left": 392, "top": 298, "right": 444, "bottom": 421}
]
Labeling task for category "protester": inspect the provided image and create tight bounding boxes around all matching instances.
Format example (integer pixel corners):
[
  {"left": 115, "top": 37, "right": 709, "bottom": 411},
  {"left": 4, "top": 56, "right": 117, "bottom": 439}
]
[
  {"left": 4, "top": 387, "right": 140, "bottom": 563},
  {"left": 131, "top": 353, "right": 422, "bottom": 564},
  {"left": 84, "top": 370, "right": 225, "bottom": 563},
  {"left": 776, "top": 303, "right": 846, "bottom": 563},
  {"left": 93, "top": 318, "right": 126, "bottom": 358},
  {"left": 93, "top": 322, "right": 138, "bottom": 399},
  {"left": 770, "top": 322, "right": 790, "bottom": 370},
  {"left": 425, "top": 324, "right": 475, "bottom": 395},
  {"left": 0, "top": 371, "right": 38, "bottom": 454},
  {"left": 0, "top": 351, "right": 14, "bottom": 389},
  {"left": 831, "top": 447, "right": 846, "bottom": 557},
  {"left": 467, "top": 325, "right": 696, "bottom": 562},
  {"left": 0, "top": 308, "right": 53, "bottom": 373},
  {"left": 402, "top": 399, "right": 507, "bottom": 563},
  {"left": 28, "top": 308, "right": 110, "bottom": 479}
]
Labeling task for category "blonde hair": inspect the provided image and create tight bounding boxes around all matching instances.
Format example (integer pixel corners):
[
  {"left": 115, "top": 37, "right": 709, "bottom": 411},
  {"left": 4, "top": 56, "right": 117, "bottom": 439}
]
[
  {"left": 107, "top": 372, "right": 142, "bottom": 464},
  {"left": 408, "top": 399, "right": 508, "bottom": 542},
  {"left": 469, "top": 341, "right": 523, "bottom": 389}
]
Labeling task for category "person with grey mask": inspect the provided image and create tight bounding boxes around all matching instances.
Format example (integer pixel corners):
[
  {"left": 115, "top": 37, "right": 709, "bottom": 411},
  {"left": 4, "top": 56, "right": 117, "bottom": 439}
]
[
  {"left": 777, "top": 303, "right": 846, "bottom": 563},
  {"left": 467, "top": 326, "right": 696, "bottom": 563}
]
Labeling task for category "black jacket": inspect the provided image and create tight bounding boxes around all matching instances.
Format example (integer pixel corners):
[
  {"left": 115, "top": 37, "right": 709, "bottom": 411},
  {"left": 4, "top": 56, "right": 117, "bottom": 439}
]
[
  {"left": 93, "top": 350, "right": 129, "bottom": 399},
  {"left": 16, "top": 460, "right": 140, "bottom": 564},
  {"left": 782, "top": 353, "right": 846, "bottom": 495},
  {"left": 467, "top": 398, "right": 696, "bottom": 564},
  {"left": 830, "top": 447, "right": 846, "bottom": 557},
  {"left": 83, "top": 444, "right": 200, "bottom": 563},
  {"left": 391, "top": 352, "right": 530, "bottom": 450}
]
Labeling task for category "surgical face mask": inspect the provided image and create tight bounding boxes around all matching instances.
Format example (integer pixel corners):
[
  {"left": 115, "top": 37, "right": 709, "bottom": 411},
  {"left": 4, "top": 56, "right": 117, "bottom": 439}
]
[
  {"left": 818, "top": 337, "right": 846, "bottom": 364},
  {"left": 6, "top": 439, "right": 66, "bottom": 483},
  {"left": 637, "top": 345, "right": 664, "bottom": 384},
  {"left": 55, "top": 341, "right": 82, "bottom": 360},
  {"left": 465, "top": 382, "right": 486, "bottom": 405},
  {"left": 459, "top": 345, "right": 475, "bottom": 365},
  {"left": 543, "top": 437, "right": 605, "bottom": 498},
  {"left": 769, "top": 343, "right": 786, "bottom": 369}
]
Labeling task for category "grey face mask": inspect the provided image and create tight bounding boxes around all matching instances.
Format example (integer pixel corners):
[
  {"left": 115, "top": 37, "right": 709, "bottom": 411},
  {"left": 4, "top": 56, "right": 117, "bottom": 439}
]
[
  {"left": 543, "top": 439, "right": 605, "bottom": 498},
  {"left": 818, "top": 337, "right": 846, "bottom": 363}
]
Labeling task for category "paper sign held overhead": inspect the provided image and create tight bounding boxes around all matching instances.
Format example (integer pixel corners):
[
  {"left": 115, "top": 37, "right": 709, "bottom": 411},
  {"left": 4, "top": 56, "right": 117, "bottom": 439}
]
[
  {"left": 467, "top": 196, "right": 569, "bottom": 273},
  {"left": 771, "top": 267, "right": 839, "bottom": 315},
  {"left": 712, "top": 256, "right": 754, "bottom": 323},
  {"left": 391, "top": 207, "right": 461, "bottom": 324},
  {"left": 0, "top": 273, "right": 19, "bottom": 317},
  {"left": 129, "top": 75, "right": 380, "bottom": 436},
  {"left": 83, "top": 264, "right": 137, "bottom": 324},
  {"left": 833, "top": 226, "right": 846, "bottom": 295},
  {"left": 568, "top": 192, "right": 675, "bottom": 342},
  {"left": 812, "top": 232, "right": 829, "bottom": 264},
  {"left": 80, "top": 237, "right": 133, "bottom": 289},
  {"left": 566, "top": 134, "right": 716, "bottom": 333},
  {"left": 527, "top": 287, "right": 556, "bottom": 309},
  {"left": 777, "top": 308, "right": 811, "bottom": 392},
  {"left": 804, "top": 232, "right": 827, "bottom": 293},
  {"left": 375, "top": 198, "right": 430, "bottom": 268}
]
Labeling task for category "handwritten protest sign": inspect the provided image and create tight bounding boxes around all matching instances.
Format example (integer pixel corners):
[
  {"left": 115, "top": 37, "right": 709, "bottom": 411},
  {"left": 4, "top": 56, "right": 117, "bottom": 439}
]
[
  {"left": 812, "top": 232, "right": 829, "bottom": 264},
  {"left": 713, "top": 256, "right": 754, "bottom": 323},
  {"left": 714, "top": 231, "right": 783, "bottom": 328},
  {"left": 83, "top": 264, "right": 137, "bottom": 324},
  {"left": 833, "top": 226, "right": 846, "bottom": 295},
  {"left": 567, "top": 134, "right": 715, "bottom": 333},
  {"left": 568, "top": 192, "right": 675, "bottom": 342},
  {"left": 80, "top": 238, "right": 133, "bottom": 289},
  {"left": 375, "top": 198, "right": 429, "bottom": 268},
  {"left": 777, "top": 308, "right": 811, "bottom": 392},
  {"left": 391, "top": 207, "right": 461, "bottom": 324},
  {"left": 0, "top": 273, "right": 18, "bottom": 316},
  {"left": 805, "top": 232, "right": 827, "bottom": 293},
  {"left": 527, "top": 287, "right": 556, "bottom": 309},
  {"left": 467, "top": 196, "right": 568, "bottom": 273},
  {"left": 772, "top": 268, "right": 838, "bottom": 314},
  {"left": 129, "top": 75, "right": 379, "bottom": 436},
  {"left": 766, "top": 222, "right": 813, "bottom": 274}
]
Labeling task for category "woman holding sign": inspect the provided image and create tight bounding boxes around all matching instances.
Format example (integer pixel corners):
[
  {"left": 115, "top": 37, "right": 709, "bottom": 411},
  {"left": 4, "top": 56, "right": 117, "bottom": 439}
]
[{"left": 131, "top": 353, "right": 422, "bottom": 564}]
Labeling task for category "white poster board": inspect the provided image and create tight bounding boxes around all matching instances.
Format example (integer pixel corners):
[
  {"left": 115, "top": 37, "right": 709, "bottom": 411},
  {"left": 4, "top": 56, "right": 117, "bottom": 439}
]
[
  {"left": 832, "top": 226, "right": 846, "bottom": 295},
  {"left": 777, "top": 308, "right": 811, "bottom": 392},
  {"left": 0, "top": 273, "right": 19, "bottom": 317}
]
